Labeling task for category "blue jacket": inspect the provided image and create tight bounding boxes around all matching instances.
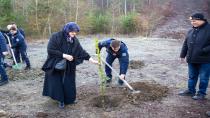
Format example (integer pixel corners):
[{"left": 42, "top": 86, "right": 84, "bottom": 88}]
[
  {"left": 98, "top": 38, "right": 129, "bottom": 74},
  {"left": 0, "top": 32, "right": 8, "bottom": 57},
  {"left": 18, "top": 28, "right": 25, "bottom": 38},
  {"left": 98, "top": 39, "right": 128, "bottom": 56},
  {"left": 11, "top": 31, "right": 27, "bottom": 51}
]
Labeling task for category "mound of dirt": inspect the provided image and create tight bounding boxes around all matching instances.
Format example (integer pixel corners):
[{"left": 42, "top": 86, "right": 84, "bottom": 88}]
[
  {"left": 79, "top": 82, "right": 168, "bottom": 109},
  {"left": 126, "top": 82, "right": 169, "bottom": 104},
  {"left": 129, "top": 60, "right": 145, "bottom": 69},
  {"left": 7, "top": 68, "right": 44, "bottom": 80}
]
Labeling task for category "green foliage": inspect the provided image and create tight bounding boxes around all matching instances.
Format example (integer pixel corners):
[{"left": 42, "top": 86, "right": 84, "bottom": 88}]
[
  {"left": 95, "top": 38, "right": 106, "bottom": 96},
  {"left": 88, "top": 12, "right": 110, "bottom": 34},
  {"left": 120, "top": 13, "right": 137, "bottom": 34},
  {"left": 0, "top": 0, "right": 171, "bottom": 37},
  {"left": 0, "top": 0, "right": 15, "bottom": 27}
]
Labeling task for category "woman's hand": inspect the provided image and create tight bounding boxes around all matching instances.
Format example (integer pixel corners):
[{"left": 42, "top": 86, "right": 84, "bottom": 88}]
[
  {"left": 63, "top": 54, "right": 74, "bottom": 61},
  {"left": 2, "top": 51, "right": 8, "bottom": 56},
  {"left": 89, "top": 57, "right": 99, "bottom": 64}
]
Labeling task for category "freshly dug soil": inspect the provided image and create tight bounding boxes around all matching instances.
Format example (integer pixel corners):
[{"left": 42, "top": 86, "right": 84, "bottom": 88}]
[{"left": 129, "top": 60, "right": 145, "bottom": 69}]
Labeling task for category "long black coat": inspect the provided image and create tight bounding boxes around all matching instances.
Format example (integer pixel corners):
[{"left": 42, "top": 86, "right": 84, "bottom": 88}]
[
  {"left": 42, "top": 31, "right": 90, "bottom": 104},
  {"left": 180, "top": 22, "right": 210, "bottom": 63}
]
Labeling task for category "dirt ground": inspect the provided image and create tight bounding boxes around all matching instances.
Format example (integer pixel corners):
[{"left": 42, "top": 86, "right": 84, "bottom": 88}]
[
  {"left": 1, "top": 0, "right": 210, "bottom": 117},
  {"left": 0, "top": 36, "right": 210, "bottom": 118}
]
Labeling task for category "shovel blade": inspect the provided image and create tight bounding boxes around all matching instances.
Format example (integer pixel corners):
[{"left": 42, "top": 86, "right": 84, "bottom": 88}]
[{"left": 12, "top": 63, "right": 22, "bottom": 70}]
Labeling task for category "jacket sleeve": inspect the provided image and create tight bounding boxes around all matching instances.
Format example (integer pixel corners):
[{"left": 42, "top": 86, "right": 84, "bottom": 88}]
[
  {"left": 47, "top": 34, "right": 63, "bottom": 58},
  {"left": 119, "top": 51, "right": 129, "bottom": 75},
  {"left": 203, "top": 37, "right": 210, "bottom": 53},
  {"left": 18, "top": 28, "right": 25, "bottom": 38},
  {"left": 98, "top": 40, "right": 109, "bottom": 52},
  {"left": 203, "top": 46, "right": 210, "bottom": 53},
  {"left": 180, "top": 38, "right": 188, "bottom": 58},
  {"left": 0, "top": 33, "right": 7, "bottom": 53},
  {"left": 75, "top": 40, "right": 90, "bottom": 65}
]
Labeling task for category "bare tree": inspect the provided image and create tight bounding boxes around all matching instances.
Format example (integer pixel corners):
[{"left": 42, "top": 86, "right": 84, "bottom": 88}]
[
  {"left": 124, "top": 0, "right": 127, "bottom": 15},
  {"left": 106, "top": 0, "right": 109, "bottom": 8},
  {"left": 35, "top": 0, "right": 40, "bottom": 33},
  {"left": 75, "top": 0, "right": 79, "bottom": 22}
]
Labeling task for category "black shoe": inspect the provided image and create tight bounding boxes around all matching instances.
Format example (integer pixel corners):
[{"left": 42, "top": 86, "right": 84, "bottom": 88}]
[
  {"left": 73, "top": 100, "right": 78, "bottom": 104},
  {"left": 24, "top": 66, "right": 31, "bottom": 70},
  {"left": 206, "top": 111, "right": 210, "bottom": 117},
  {"left": 106, "top": 77, "right": 112, "bottom": 83},
  {"left": 192, "top": 94, "right": 205, "bottom": 100},
  {"left": 4, "top": 63, "right": 12, "bottom": 68},
  {"left": 118, "top": 79, "right": 124, "bottom": 86},
  {"left": 178, "top": 90, "right": 195, "bottom": 96},
  {"left": 0, "top": 80, "right": 9, "bottom": 86},
  {"left": 58, "top": 102, "right": 65, "bottom": 109}
]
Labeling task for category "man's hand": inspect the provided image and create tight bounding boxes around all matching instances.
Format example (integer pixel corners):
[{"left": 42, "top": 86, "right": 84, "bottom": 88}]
[
  {"left": 180, "top": 58, "right": 186, "bottom": 63},
  {"left": 119, "top": 74, "right": 125, "bottom": 80},
  {"left": 63, "top": 54, "right": 74, "bottom": 61}
]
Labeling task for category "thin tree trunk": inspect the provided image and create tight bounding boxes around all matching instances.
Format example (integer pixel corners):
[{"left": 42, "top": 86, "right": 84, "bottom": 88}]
[
  {"left": 43, "top": 0, "right": 53, "bottom": 37},
  {"left": 64, "top": 9, "right": 67, "bottom": 23},
  {"left": 75, "top": 0, "right": 79, "bottom": 23},
  {"left": 133, "top": 3, "right": 136, "bottom": 12},
  {"left": 101, "top": 0, "right": 104, "bottom": 10},
  {"left": 22, "top": 0, "right": 25, "bottom": 16},
  {"left": 106, "top": 0, "right": 109, "bottom": 8},
  {"left": 91, "top": 0, "right": 94, "bottom": 8},
  {"left": 35, "top": 0, "right": 39, "bottom": 33},
  {"left": 147, "top": 0, "right": 151, "bottom": 5},
  {"left": 124, "top": 0, "right": 127, "bottom": 15}
]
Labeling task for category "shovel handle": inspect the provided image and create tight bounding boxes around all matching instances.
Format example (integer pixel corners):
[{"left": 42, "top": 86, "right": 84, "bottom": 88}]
[
  {"left": 100, "top": 57, "right": 135, "bottom": 91},
  {"left": 5, "top": 34, "right": 18, "bottom": 65}
]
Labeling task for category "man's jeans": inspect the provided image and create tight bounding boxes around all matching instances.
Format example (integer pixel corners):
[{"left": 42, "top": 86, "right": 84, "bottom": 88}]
[
  {"left": 0, "top": 57, "right": 8, "bottom": 81},
  {"left": 188, "top": 63, "right": 210, "bottom": 95}
]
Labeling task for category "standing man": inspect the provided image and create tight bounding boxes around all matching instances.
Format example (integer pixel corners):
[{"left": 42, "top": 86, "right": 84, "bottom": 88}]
[
  {"left": 97, "top": 38, "right": 129, "bottom": 85},
  {"left": 179, "top": 13, "right": 210, "bottom": 100},
  {"left": 0, "top": 32, "right": 9, "bottom": 86}
]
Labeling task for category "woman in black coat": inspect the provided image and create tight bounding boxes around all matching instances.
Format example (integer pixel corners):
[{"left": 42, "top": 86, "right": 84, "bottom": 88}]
[{"left": 42, "top": 22, "right": 98, "bottom": 108}]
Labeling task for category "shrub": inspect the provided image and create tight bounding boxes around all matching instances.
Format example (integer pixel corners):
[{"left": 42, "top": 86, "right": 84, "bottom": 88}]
[
  {"left": 86, "top": 12, "right": 110, "bottom": 34},
  {"left": 120, "top": 13, "right": 137, "bottom": 34}
]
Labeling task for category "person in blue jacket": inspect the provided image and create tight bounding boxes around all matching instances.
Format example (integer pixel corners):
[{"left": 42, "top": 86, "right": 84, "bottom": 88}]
[
  {"left": 8, "top": 23, "right": 26, "bottom": 63},
  {"left": 98, "top": 38, "right": 129, "bottom": 85},
  {"left": 0, "top": 32, "right": 9, "bottom": 86},
  {"left": 9, "top": 26, "right": 31, "bottom": 70},
  {"left": 1, "top": 23, "right": 26, "bottom": 63}
]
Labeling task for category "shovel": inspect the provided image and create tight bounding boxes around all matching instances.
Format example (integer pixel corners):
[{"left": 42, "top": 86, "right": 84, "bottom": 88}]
[
  {"left": 5, "top": 34, "right": 22, "bottom": 70},
  {"left": 100, "top": 57, "right": 141, "bottom": 94}
]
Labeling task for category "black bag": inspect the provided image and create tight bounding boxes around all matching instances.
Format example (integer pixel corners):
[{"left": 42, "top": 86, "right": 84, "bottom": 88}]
[{"left": 55, "top": 59, "right": 66, "bottom": 70}]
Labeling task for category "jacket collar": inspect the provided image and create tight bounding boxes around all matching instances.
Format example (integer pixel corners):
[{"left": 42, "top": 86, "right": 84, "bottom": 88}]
[{"left": 193, "top": 21, "right": 208, "bottom": 29}]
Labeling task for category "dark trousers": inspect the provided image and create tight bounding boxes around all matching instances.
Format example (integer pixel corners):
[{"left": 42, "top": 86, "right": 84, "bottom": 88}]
[
  {"left": 0, "top": 57, "right": 8, "bottom": 81},
  {"left": 105, "top": 53, "right": 128, "bottom": 84},
  {"left": 14, "top": 49, "right": 30, "bottom": 67},
  {"left": 188, "top": 63, "right": 210, "bottom": 95},
  {"left": 14, "top": 49, "right": 25, "bottom": 63}
]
